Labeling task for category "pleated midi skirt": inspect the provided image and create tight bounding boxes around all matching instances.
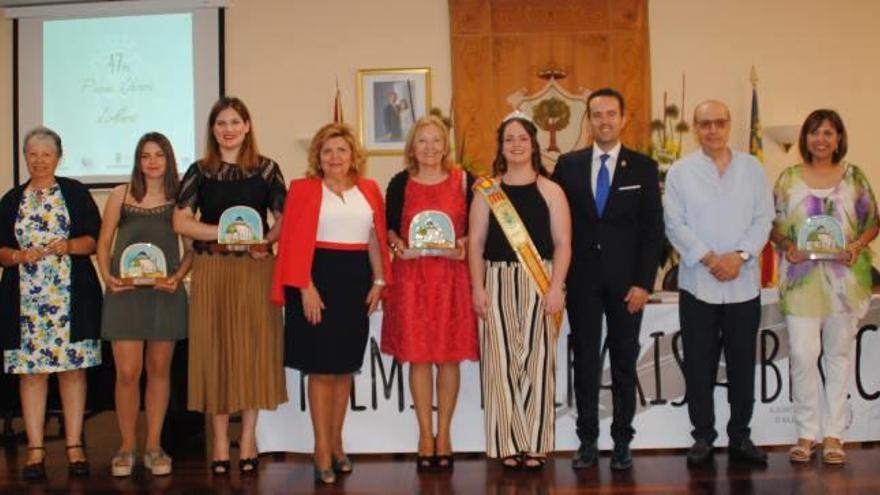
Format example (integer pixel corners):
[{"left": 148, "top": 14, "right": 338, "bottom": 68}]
[{"left": 188, "top": 253, "right": 287, "bottom": 414}]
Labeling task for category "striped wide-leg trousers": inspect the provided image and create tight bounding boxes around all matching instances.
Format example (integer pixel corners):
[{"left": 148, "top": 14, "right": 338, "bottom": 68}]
[{"left": 481, "top": 261, "right": 558, "bottom": 458}]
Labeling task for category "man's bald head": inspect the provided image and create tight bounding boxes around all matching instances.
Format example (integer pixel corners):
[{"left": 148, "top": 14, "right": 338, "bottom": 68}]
[
  {"left": 693, "top": 100, "right": 731, "bottom": 122},
  {"left": 693, "top": 100, "right": 732, "bottom": 155}
]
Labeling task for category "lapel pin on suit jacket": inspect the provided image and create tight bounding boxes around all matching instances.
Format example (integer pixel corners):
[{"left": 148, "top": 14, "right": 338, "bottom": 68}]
[{"left": 620, "top": 159, "right": 627, "bottom": 168}]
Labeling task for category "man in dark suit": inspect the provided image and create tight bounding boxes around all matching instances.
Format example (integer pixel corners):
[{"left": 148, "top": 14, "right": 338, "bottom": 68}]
[{"left": 551, "top": 88, "right": 664, "bottom": 471}]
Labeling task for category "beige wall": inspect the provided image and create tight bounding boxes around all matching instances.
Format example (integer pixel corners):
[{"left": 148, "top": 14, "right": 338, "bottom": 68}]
[
  {"left": 649, "top": 0, "right": 880, "bottom": 187},
  {"left": 1, "top": 0, "right": 879, "bottom": 210},
  {"left": 224, "top": 0, "right": 452, "bottom": 189}
]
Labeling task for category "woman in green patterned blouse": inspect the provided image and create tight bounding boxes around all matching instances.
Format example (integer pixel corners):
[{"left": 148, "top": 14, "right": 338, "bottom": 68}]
[{"left": 771, "top": 109, "right": 879, "bottom": 465}]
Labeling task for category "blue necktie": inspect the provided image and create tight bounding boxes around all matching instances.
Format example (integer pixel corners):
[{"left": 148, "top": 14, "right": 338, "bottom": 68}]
[{"left": 595, "top": 153, "right": 610, "bottom": 216}]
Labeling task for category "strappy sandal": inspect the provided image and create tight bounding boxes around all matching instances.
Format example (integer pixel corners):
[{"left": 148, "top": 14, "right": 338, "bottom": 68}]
[
  {"left": 66, "top": 444, "right": 90, "bottom": 477},
  {"left": 22, "top": 446, "right": 46, "bottom": 480},
  {"left": 111, "top": 450, "right": 136, "bottom": 477},
  {"left": 822, "top": 437, "right": 846, "bottom": 465},
  {"left": 523, "top": 453, "right": 547, "bottom": 470},
  {"left": 501, "top": 454, "right": 522, "bottom": 470},
  {"left": 788, "top": 439, "right": 816, "bottom": 464}
]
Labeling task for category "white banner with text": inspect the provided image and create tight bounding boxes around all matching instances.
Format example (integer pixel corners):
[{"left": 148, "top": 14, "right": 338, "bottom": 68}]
[{"left": 257, "top": 290, "right": 880, "bottom": 453}]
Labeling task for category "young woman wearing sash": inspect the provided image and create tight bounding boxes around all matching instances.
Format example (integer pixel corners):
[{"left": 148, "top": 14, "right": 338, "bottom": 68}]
[
  {"left": 97, "top": 132, "right": 192, "bottom": 477},
  {"left": 173, "top": 97, "right": 288, "bottom": 475},
  {"left": 468, "top": 114, "right": 571, "bottom": 469},
  {"left": 381, "top": 116, "right": 478, "bottom": 471}
]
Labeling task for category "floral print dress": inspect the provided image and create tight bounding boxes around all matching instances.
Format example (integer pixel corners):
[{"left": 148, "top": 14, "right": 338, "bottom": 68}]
[
  {"left": 2, "top": 185, "right": 101, "bottom": 374},
  {"left": 774, "top": 163, "right": 878, "bottom": 318}
]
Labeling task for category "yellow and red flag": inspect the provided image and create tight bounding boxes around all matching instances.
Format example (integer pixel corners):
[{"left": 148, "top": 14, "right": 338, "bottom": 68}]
[{"left": 749, "top": 72, "right": 777, "bottom": 287}]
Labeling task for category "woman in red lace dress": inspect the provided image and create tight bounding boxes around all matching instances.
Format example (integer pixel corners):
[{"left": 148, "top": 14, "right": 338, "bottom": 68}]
[{"left": 381, "top": 116, "right": 478, "bottom": 471}]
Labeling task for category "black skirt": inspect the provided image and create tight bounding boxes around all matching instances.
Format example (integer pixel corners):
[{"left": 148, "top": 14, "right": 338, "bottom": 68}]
[{"left": 284, "top": 248, "right": 372, "bottom": 374}]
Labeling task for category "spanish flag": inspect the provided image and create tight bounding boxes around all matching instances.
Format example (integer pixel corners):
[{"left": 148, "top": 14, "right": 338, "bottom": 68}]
[{"left": 749, "top": 76, "right": 777, "bottom": 287}]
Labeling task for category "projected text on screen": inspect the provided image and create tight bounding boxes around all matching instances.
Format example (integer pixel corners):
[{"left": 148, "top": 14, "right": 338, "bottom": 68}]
[{"left": 43, "top": 13, "right": 196, "bottom": 182}]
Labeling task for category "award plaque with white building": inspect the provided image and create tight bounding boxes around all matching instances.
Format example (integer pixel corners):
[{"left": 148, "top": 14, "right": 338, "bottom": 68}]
[
  {"left": 119, "top": 243, "right": 168, "bottom": 286},
  {"left": 407, "top": 210, "right": 457, "bottom": 257},
  {"left": 797, "top": 215, "right": 847, "bottom": 260},
  {"left": 216, "top": 205, "right": 268, "bottom": 253}
]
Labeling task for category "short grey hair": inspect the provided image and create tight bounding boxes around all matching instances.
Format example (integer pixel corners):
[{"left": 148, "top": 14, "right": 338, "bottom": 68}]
[{"left": 23, "top": 126, "right": 63, "bottom": 158}]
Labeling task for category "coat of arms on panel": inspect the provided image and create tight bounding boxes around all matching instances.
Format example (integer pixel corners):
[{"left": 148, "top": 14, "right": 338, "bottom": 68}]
[{"left": 506, "top": 70, "right": 591, "bottom": 170}]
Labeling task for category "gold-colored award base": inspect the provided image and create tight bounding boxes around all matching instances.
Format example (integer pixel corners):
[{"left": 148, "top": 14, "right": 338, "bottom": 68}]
[
  {"left": 209, "top": 242, "right": 270, "bottom": 254},
  {"left": 412, "top": 247, "right": 458, "bottom": 257},
  {"left": 119, "top": 276, "right": 168, "bottom": 287}
]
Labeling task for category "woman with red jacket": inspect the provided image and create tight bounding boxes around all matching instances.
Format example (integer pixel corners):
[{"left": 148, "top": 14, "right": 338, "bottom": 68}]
[{"left": 272, "top": 123, "right": 391, "bottom": 484}]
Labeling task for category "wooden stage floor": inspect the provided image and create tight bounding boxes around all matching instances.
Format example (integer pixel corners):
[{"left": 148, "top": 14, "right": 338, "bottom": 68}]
[{"left": 0, "top": 411, "right": 878, "bottom": 494}]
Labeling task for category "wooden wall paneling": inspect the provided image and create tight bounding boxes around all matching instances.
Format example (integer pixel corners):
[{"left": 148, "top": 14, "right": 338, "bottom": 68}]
[
  {"left": 449, "top": 0, "right": 492, "bottom": 34},
  {"left": 451, "top": 36, "right": 496, "bottom": 172},
  {"left": 449, "top": 0, "right": 651, "bottom": 173},
  {"left": 610, "top": 30, "right": 651, "bottom": 150},
  {"left": 609, "top": 0, "right": 647, "bottom": 30},
  {"left": 490, "top": 0, "right": 609, "bottom": 33}
]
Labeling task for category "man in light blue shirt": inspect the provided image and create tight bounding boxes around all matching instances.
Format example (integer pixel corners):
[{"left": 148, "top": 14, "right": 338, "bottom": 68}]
[{"left": 664, "top": 100, "right": 773, "bottom": 466}]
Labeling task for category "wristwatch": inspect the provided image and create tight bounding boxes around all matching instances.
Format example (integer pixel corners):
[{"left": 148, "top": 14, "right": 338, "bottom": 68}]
[{"left": 736, "top": 250, "right": 751, "bottom": 262}]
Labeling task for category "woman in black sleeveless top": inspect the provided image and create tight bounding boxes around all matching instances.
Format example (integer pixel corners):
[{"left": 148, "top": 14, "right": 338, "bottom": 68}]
[{"left": 468, "top": 115, "right": 571, "bottom": 469}]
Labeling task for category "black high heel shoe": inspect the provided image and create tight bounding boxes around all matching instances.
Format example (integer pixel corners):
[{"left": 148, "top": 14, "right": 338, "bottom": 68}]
[
  {"left": 239, "top": 457, "right": 259, "bottom": 474},
  {"left": 22, "top": 446, "right": 46, "bottom": 480},
  {"left": 211, "top": 459, "right": 231, "bottom": 476},
  {"left": 434, "top": 453, "right": 454, "bottom": 471},
  {"left": 66, "top": 444, "right": 90, "bottom": 477}
]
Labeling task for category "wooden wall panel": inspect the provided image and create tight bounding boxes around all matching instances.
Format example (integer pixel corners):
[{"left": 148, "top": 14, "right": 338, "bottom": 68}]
[
  {"left": 490, "top": 0, "right": 609, "bottom": 33},
  {"left": 450, "top": 0, "right": 651, "bottom": 174}
]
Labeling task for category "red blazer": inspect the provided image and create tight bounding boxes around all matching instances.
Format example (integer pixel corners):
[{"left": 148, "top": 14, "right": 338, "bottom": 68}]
[{"left": 271, "top": 177, "right": 392, "bottom": 305}]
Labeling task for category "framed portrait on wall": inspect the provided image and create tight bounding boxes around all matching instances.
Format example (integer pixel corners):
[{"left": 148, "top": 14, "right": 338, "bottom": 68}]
[{"left": 357, "top": 67, "right": 431, "bottom": 155}]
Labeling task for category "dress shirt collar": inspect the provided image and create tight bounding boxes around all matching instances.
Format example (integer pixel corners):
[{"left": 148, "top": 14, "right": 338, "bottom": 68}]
[
  {"left": 592, "top": 142, "right": 622, "bottom": 166},
  {"left": 697, "top": 146, "right": 737, "bottom": 171}
]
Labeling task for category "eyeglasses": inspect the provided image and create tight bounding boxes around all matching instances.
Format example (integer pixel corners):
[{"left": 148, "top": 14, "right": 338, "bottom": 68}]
[{"left": 695, "top": 119, "right": 729, "bottom": 130}]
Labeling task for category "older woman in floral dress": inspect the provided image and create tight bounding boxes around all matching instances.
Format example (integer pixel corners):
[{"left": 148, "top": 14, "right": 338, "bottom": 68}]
[{"left": 0, "top": 127, "right": 102, "bottom": 480}]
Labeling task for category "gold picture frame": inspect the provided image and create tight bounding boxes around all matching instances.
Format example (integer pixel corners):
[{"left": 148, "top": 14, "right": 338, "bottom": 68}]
[{"left": 356, "top": 67, "right": 431, "bottom": 155}]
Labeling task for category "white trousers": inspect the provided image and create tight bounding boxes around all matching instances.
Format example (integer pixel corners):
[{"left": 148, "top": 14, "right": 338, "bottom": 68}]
[{"left": 786, "top": 314, "right": 858, "bottom": 440}]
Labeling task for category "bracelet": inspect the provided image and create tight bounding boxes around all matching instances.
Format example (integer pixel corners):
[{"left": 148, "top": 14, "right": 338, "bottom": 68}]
[
  {"left": 11, "top": 250, "right": 21, "bottom": 264},
  {"left": 373, "top": 278, "right": 387, "bottom": 287}
]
